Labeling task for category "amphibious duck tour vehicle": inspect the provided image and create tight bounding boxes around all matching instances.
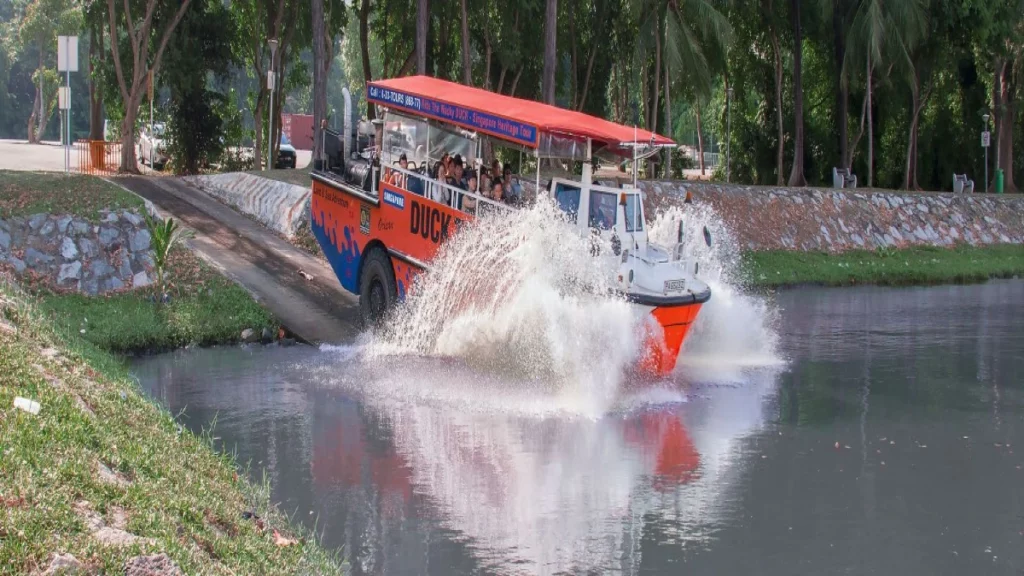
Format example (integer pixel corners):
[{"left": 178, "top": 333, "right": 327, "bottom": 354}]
[{"left": 310, "top": 75, "right": 711, "bottom": 375}]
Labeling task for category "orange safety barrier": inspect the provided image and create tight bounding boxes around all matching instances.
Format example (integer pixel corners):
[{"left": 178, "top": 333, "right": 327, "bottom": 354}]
[{"left": 75, "top": 140, "right": 122, "bottom": 175}]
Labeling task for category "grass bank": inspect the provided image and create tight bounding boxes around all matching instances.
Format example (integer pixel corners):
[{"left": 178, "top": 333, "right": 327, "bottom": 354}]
[
  {"left": 743, "top": 244, "right": 1024, "bottom": 289},
  {"left": 0, "top": 278, "right": 341, "bottom": 575},
  {"left": 0, "top": 170, "right": 143, "bottom": 221},
  {"left": 37, "top": 248, "right": 276, "bottom": 354},
  {"left": 0, "top": 171, "right": 275, "bottom": 353}
]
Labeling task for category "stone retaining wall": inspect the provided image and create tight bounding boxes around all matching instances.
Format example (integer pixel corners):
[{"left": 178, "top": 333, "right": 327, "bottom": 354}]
[
  {"left": 639, "top": 181, "right": 1024, "bottom": 252},
  {"left": 185, "top": 173, "right": 311, "bottom": 238},
  {"left": 0, "top": 209, "right": 155, "bottom": 294}
]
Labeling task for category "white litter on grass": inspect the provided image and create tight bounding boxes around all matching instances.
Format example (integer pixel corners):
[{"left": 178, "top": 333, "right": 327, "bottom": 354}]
[{"left": 13, "top": 397, "right": 41, "bottom": 415}]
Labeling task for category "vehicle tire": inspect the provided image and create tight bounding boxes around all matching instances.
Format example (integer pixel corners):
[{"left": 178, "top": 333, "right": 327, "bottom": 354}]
[{"left": 359, "top": 248, "right": 397, "bottom": 328}]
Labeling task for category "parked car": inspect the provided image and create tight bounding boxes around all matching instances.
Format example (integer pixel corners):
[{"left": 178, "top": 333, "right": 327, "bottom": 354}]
[
  {"left": 276, "top": 133, "right": 297, "bottom": 169},
  {"left": 139, "top": 123, "right": 167, "bottom": 169}
]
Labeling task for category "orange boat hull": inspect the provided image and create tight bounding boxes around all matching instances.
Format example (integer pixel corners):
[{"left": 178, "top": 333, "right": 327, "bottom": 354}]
[{"left": 637, "top": 303, "right": 703, "bottom": 376}]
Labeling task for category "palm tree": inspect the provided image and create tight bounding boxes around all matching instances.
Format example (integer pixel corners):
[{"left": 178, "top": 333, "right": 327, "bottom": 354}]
[
  {"left": 843, "top": 0, "right": 926, "bottom": 187},
  {"left": 634, "top": 0, "right": 732, "bottom": 176}
]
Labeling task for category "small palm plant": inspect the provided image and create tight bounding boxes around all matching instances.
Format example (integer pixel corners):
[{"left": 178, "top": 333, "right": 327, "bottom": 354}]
[{"left": 145, "top": 214, "right": 194, "bottom": 301}]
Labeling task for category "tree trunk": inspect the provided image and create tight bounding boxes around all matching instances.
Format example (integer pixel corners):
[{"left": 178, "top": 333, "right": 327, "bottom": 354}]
[
  {"left": 696, "top": 99, "right": 706, "bottom": 176},
  {"left": 903, "top": 71, "right": 921, "bottom": 190},
  {"left": 359, "top": 0, "right": 375, "bottom": 120},
  {"left": 496, "top": 66, "right": 507, "bottom": 93},
  {"left": 997, "top": 58, "right": 1016, "bottom": 193},
  {"left": 569, "top": 4, "right": 578, "bottom": 107},
  {"left": 509, "top": 66, "right": 523, "bottom": 96},
  {"left": 417, "top": 0, "right": 429, "bottom": 75},
  {"left": 577, "top": 45, "right": 597, "bottom": 112},
  {"left": 254, "top": 89, "right": 265, "bottom": 170},
  {"left": 312, "top": 0, "right": 327, "bottom": 165},
  {"left": 107, "top": 0, "right": 192, "bottom": 173},
  {"left": 35, "top": 39, "right": 53, "bottom": 143},
  {"left": 460, "top": 0, "right": 472, "bottom": 84},
  {"left": 89, "top": 22, "right": 105, "bottom": 141},
  {"left": 866, "top": 54, "right": 873, "bottom": 187},
  {"left": 848, "top": 90, "right": 867, "bottom": 169},
  {"left": 770, "top": 25, "right": 784, "bottom": 185},
  {"left": 542, "top": 0, "right": 558, "bottom": 104},
  {"left": 28, "top": 45, "right": 43, "bottom": 143},
  {"left": 787, "top": 0, "right": 807, "bottom": 187},
  {"left": 664, "top": 57, "right": 672, "bottom": 178},
  {"left": 483, "top": 38, "right": 492, "bottom": 88},
  {"left": 651, "top": 27, "right": 661, "bottom": 134},
  {"left": 833, "top": 2, "right": 848, "bottom": 170}
]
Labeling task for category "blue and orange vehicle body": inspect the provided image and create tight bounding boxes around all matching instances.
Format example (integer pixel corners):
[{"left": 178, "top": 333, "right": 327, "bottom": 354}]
[{"left": 311, "top": 75, "right": 710, "bottom": 376}]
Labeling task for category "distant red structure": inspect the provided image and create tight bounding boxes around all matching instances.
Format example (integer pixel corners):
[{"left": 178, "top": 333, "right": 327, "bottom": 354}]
[{"left": 281, "top": 114, "right": 314, "bottom": 150}]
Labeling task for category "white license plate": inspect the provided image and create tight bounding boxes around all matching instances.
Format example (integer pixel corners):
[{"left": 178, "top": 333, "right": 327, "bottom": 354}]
[{"left": 664, "top": 279, "right": 686, "bottom": 293}]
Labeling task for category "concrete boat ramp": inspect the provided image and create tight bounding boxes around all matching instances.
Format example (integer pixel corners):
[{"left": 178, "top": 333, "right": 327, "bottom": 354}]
[{"left": 116, "top": 175, "right": 360, "bottom": 344}]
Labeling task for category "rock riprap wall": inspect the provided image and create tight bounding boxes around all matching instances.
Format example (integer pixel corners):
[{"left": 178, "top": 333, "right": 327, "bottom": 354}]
[
  {"left": 639, "top": 181, "right": 1024, "bottom": 252},
  {"left": 0, "top": 209, "right": 155, "bottom": 294}
]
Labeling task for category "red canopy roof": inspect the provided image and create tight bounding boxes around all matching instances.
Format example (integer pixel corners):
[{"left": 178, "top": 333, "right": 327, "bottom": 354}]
[{"left": 367, "top": 75, "right": 674, "bottom": 150}]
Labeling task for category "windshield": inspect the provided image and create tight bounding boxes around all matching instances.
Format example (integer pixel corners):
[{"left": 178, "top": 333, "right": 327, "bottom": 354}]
[
  {"left": 152, "top": 124, "right": 165, "bottom": 137},
  {"left": 623, "top": 194, "right": 643, "bottom": 232},
  {"left": 588, "top": 191, "right": 618, "bottom": 230}
]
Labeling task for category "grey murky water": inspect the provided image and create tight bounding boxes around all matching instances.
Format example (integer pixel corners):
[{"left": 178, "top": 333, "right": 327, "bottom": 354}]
[{"left": 132, "top": 281, "right": 1024, "bottom": 575}]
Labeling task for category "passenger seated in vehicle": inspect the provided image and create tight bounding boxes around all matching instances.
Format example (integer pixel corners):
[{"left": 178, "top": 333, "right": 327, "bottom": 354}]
[
  {"left": 462, "top": 171, "right": 478, "bottom": 214},
  {"left": 431, "top": 160, "right": 451, "bottom": 205},
  {"left": 490, "top": 180, "right": 504, "bottom": 203},
  {"left": 388, "top": 153, "right": 408, "bottom": 187},
  {"left": 502, "top": 166, "right": 522, "bottom": 202}
]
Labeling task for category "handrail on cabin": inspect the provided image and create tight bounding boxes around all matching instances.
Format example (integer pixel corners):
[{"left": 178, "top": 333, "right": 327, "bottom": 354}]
[{"left": 382, "top": 163, "right": 514, "bottom": 216}]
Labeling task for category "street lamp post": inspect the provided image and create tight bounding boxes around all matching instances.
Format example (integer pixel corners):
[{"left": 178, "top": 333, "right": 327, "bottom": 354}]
[
  {"left": 982, "top": 113, "right": 990, "bottom": 193},
  {"left": 267, "top": 38, "right": 279, "bottom": 171},
  {"left": 726, "top": 87, "right": 734, "bottom": 183}
]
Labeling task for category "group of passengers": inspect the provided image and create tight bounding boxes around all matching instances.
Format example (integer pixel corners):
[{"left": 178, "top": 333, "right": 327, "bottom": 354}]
[{"left": 390, "top": 151, "right": 523, "bottom": 213}]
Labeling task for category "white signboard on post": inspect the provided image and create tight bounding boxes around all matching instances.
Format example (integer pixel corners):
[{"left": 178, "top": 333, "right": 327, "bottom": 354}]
[
  {"left": 982, "top": 131, "right": 991, "bottom": 148},
  {"left": 57, "top": 36, "right": 78, "bottom": 72},
  {"left": 58, "top": 87, "right": 70, "bottom": 110}
]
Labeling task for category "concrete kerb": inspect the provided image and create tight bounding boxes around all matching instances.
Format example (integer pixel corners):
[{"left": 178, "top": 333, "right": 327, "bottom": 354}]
[{"left": 182, "top": 172, "right": 311, "bottom": 238}]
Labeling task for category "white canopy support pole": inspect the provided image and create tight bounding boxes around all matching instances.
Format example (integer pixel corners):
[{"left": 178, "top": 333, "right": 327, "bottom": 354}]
[
  {"left": 582, "top": 138, "right": 593, "bottom": 185},
  {"left": 535, "top": 148, "right": 541, "bottom": 196},
  {"left": 633, "top": 126, "right": 638, "bottom": 189}
]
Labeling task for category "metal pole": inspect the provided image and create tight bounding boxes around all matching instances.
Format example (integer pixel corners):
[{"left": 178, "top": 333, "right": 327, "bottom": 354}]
[
  {"left": 267, "top": 83, "right": 274, "bottom": 170},
  {"left": 984, "top": 115, "right": 989, "bottom": 193},
  {"left": 66, "top": 69, "right": 71, "bottom": 174}
]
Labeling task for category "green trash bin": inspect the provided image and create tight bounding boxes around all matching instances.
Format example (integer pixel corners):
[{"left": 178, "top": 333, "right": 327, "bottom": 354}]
[{"left": 996, "top": 169, "right": 1005, "bottom": 194}]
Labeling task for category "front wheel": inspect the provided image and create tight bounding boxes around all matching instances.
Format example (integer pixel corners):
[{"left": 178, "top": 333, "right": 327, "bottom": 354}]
[{"left": 359, "top": 248, "right": 397, "bottom": 328}]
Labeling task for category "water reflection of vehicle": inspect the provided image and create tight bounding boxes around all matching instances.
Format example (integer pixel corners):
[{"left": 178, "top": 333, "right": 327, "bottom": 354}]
[
  {"left": 309, "top": 371, "right": 776, "bottom": 574},
  {"left": 311, "top": 76, "right": 711, "bottom": 375}
]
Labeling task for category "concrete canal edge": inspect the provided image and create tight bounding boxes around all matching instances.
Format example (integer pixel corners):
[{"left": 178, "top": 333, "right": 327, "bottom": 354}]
[{"left": 640, "top": 181, "right": 1024, "bottom": 252}]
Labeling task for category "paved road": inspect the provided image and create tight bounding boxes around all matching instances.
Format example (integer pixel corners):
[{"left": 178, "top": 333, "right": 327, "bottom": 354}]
[
  {"left": 0, "top": 139, "right": 74, "bottom": 172},
  {"left": 114, "top": 176, "right": 361, "bottom": 344}
]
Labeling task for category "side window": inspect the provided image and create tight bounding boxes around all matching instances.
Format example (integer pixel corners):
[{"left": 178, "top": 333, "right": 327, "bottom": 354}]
[
  {"left": 554, "top": 183, "right": 581, "bottom": 223},
  {"left": 588, "top": 191, "right": 617, "bottom": 230},
  {"left": 623, "top": 194, "right": 643, "bottom": 232}
]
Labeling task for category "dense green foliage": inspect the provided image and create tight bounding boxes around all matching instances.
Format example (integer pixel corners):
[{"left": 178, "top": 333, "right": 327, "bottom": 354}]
[
  {"left": 1, "top": 0, "right": 1021, "bottom": 189},
  {"left": 744, "top": 244, "right": 1024, "bottom": 288}
]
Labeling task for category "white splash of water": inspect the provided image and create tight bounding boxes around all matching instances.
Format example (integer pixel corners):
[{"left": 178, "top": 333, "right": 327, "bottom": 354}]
[
  {"left": 366, "top": 198, "right": 641, "bottom": 416},
  {"left": 648, "top": 200, "right": 782, "bottom": 370}
]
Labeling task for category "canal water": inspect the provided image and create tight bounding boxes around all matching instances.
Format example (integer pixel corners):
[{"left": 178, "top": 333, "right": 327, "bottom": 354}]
[{"left": 132, "top": 281, "right": 1024, "bottom": 575}]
